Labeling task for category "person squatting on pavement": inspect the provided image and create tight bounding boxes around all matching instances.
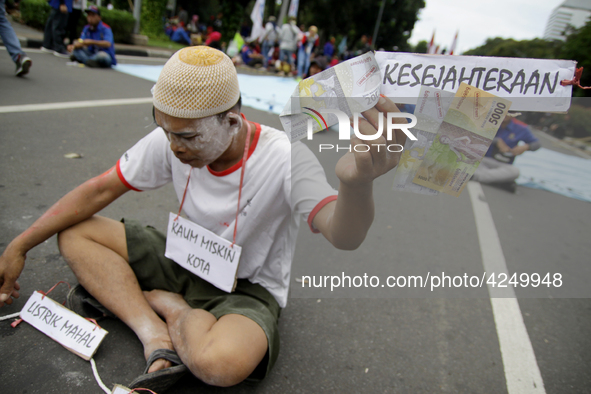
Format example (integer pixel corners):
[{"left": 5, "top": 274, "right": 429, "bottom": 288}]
[
  {"left": 0, "top": 46, "right": 408, "bottom": 391},
  {"left": 0, "top": 0, "right": 32, "bottom": 76},
  {"left": 471, "top": 112, "right": 541, "bottom": 192},
  {"left": 67, "top": 6, "right": 117, "bottom": 68}
]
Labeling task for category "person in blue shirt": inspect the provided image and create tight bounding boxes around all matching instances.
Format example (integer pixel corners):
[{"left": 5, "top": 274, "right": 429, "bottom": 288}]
[
  {"left": 240, "top": 42, "right": 264, "bottom": 67},
  {"left": 41, "top": 0, "right": 73, "bottom": 57},
  {"left": 472, "top": 113, "right": 541, "bottom": 192},
  {"left": 323, "top": 36, "right": 335, "bottom": 58},
  {"left": 66, "top": 6, "right": 117, "bottom": 68},
  {"left": 171, "top": 23, "right": 191, "bottom": 45}
]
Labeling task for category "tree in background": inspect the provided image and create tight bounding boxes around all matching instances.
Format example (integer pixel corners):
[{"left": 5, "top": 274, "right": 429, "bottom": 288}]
[
  {"left": 264, "top": 0, "right": 276, "bottom": 23},
  {"left": 140, "top": 0, "right": 168, "bottom": 38},
  {"left": 413, "top": 39, "right": 427, "bottom": 53},
  {"left": 113, "top": 0, "right": 425, "bottom": 53},
  {"left": 377, "top": 0, "right": 425, "bottom": 51},
  {"left": 297, "top": 0, "right": 425, "bottom": 52},
  {"left": 124, "top": 0, "right": 250, "bottom": 44},
  {"left": 463, "top": 37, "right": 562, "bottom": 59},
  {"left": 111, "top": 0, "right": 132, "bottom": 12}
]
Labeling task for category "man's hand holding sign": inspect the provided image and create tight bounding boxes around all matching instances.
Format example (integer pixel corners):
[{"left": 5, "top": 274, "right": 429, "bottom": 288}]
[
  {"left": 337, "top": 96, "right": 408, "bottom": 186},
  {"left": 314, "top": 95, "right": 408, "bottom": 250}
]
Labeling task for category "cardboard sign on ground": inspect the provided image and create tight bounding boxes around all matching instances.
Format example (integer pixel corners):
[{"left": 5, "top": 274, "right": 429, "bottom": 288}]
[
  {"left": 20, "top": 291, "right": 108, "bottom": 360},
  {"left": 111, "top": 385, "right": 132, "bottom": 394}
]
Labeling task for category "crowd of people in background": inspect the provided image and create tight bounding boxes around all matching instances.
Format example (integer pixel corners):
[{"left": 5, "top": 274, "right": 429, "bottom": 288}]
[
  {"left": 3, "top": 0, "right": 374, "bottom": 78},
  {"left": 165, "top": 9, "right": 223, "bottom": 50},
  {"left": 162, "top": 9, "right": 375, "bottom": 81},
  {"left": 231, "top": 15, "right": 376, "bottom": 80}
]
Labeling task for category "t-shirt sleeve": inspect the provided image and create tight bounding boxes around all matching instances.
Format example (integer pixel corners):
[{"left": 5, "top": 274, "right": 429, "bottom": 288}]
[
  {"left": 512, "top": 121, "right": 541, "bottom": 151},
  {"left": 102, "top": 27, "right": 114, "bottom": 45},
  {"left": 286, "top": 141, "right": 337, "bottom": 233},
  {"left": 116, "top": 127, "right": 173, "bottom": 191}
]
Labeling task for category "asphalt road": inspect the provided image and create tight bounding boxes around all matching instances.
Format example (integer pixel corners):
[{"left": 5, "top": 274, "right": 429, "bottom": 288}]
[{"left": 1, "top": 49, "right": 590, "bottom": 394}]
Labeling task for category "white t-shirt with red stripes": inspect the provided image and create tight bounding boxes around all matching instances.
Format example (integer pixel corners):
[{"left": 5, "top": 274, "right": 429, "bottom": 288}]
[{"left": 117, "top": 121, "right": 336, "bottom": 307}]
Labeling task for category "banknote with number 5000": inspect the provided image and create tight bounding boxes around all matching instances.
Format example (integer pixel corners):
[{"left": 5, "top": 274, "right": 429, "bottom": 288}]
[
  {"left": 392, "top": 86, "right": 454, "bottom": 195},
  {"left": 412, "top": 83, "right": 512, "bottom": 197}
]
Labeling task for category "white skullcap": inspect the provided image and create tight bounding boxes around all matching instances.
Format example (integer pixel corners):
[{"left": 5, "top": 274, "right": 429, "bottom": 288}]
[{"left": 153, "top": 46, "right": 240, "bottom": 118}]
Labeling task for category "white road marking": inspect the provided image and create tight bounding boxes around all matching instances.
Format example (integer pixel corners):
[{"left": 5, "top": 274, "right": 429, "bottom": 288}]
[
  {"left": 0, "top": 97, "right": 152, "bottom": 114},
  {"left": 467, "top": 181, "right": 545, "bottom": 394}
]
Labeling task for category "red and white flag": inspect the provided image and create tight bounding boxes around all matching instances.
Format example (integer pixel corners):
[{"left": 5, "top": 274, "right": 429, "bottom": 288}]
[
  {"left": 449, "top": 31, "right": 459, "bottom": 55},
  {"left": 427, "top": 30, "right": 436, "bottom": 54}
]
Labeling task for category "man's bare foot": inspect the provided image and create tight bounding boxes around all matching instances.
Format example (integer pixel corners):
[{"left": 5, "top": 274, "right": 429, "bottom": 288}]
[
  {"left": 143, "top": 289, "right": 190, "bottom": 321},
  {"left": 139, "top": 316, "right": 175, "bottom": 374},
  {"left": 143, "top": 337, "right": 175, "bottom": 373},
  {"left": 144, "top": 290, "right": 191, "bottom": 372}
]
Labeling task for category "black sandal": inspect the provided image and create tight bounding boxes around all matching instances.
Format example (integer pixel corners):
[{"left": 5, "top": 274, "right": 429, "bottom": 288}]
[
  {"left": 128, "top": 349, "right": 189, "bottom": 392},
  {"left": 66, "top": 284, "right": 116, "bottom": 321}
]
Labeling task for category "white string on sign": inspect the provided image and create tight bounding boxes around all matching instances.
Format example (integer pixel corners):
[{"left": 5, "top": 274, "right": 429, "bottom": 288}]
[
  {"left": 91, "top": 358, "right": 112, "bottom": 394},
  {"left": 0, "top": 312, "right": 20, "bottom": 321}
]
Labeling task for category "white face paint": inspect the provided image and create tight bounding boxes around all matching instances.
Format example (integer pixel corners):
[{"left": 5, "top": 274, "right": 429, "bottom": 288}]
[{"left": 157, "top": 110, "right": 243, "bottom": 168}]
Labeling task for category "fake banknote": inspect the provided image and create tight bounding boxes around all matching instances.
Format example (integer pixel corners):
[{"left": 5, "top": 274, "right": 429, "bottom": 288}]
[
  {"left": 392, "top": 86, "right": 454, "bottom": 195},
  {"left": 412, "top": 83, "right": 512, "bottom": 197},
  {"left": 280, "top": 52, "right": 382, "bottom": 142}
]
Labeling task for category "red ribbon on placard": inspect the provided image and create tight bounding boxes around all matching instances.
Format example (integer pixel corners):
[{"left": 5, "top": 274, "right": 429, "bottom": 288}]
[
  {"left": 174, "top": 170, "right": 192, "bottom": 221},
  {"left": 39, "top": 280, "right": 70, "bottom": 300},
  {"left": 12, "top": 281, "right": 72, "bottom": 328},
  {"left": 560, "top": 67, "right": 591, "bottom": 90},
  {"left": 231, "top": 120, "right": 252, "bottom": 248}
]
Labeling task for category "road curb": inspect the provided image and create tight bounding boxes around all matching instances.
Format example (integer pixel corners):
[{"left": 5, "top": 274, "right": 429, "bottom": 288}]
[{"left": 3, "top": 37, "right": 173, "bottom": 59}]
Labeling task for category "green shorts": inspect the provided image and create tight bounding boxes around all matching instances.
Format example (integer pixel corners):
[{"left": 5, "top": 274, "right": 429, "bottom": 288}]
[{"left": 123, "top": 219, "right": 281, "bottom": 381}]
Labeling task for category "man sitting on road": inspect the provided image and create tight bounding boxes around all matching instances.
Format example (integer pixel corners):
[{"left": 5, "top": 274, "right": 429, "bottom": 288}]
[
  {"left": 0, "top": 46, "right": 407, "bottom": 391},
  {"left": 241, "top": 41, "right": 264, "bottom": 68},
  {"left": 472, "top": 113, "right": 541, "bottom": 193},
  {"left": 67, "top": 6, "right": 117, "bottom": 68}
]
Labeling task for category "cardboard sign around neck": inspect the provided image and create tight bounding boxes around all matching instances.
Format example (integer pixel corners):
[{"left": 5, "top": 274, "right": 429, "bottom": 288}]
[{"left": 165, "top": 213, "right": 242, "bottom": 293}]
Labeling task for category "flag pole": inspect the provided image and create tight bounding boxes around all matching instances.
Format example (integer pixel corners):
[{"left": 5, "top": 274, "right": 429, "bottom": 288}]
[{"left": 372, "top": 0, "right": 389, "bottom": 49}]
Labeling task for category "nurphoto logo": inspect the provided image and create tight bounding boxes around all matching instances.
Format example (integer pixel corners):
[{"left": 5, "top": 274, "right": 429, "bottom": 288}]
[{"left": 303, "top": 108, "right": 418, "bottom": 153}]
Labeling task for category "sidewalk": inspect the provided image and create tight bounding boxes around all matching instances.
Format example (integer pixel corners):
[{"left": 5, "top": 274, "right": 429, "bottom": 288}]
[{"left": 2, "top": 16, "right": 176, "bottom": 58}]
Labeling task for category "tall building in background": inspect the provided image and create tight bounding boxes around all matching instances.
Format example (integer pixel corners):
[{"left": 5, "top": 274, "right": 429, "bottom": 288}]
[{"left": 544, "top": 0, "right": 591, "bottom": 41}]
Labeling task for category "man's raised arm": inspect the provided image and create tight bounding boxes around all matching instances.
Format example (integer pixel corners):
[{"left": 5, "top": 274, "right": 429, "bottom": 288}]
[
  {"left": 313, "top": 97, "right": 407, "bottom": 250},
  {"left": 0, "top": 167, "right": 130, "bottom": 306}
]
